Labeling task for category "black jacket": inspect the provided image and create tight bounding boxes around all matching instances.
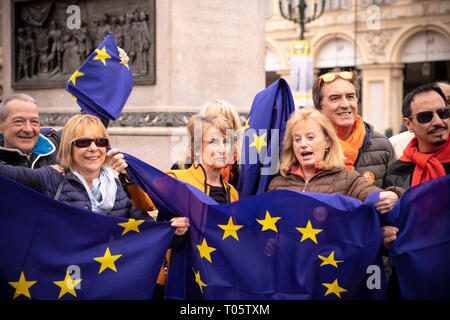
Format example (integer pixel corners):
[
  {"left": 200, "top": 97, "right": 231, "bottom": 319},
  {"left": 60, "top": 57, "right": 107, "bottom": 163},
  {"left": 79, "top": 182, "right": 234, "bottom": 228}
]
[
  {"left": 0, "top": 129, "right": 61, "bottom": 168},
  {"left": 382, "top": 160, "right": 450, "bottom": 189},
  {"left": 354, "top": 122, "right": 396, "bottom": 188}
]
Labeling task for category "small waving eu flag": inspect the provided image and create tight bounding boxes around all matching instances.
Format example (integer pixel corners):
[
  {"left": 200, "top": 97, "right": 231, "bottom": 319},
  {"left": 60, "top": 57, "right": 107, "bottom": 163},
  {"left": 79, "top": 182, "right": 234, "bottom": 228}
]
[{"left": 66, "top": 33, "right": 133, "bottom": 120}]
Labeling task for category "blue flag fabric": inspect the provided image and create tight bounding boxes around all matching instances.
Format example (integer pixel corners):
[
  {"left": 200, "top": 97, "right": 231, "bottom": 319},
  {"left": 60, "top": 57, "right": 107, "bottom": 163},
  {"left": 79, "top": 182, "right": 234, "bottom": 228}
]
[
  {"left": 0, "top": 175, "right": 173, "bottom": 300},
  {"left": 387, "top": 175, "right": 450, "bottom": 299},
  {"left": 237, "top": 78, "right": 295, "bottom": 198},
  {"left": 122, "top": 153, "right": 387, "bottom": 300},
  {"left": 66, "top": 33, "right": 133, "bottom": 120}
]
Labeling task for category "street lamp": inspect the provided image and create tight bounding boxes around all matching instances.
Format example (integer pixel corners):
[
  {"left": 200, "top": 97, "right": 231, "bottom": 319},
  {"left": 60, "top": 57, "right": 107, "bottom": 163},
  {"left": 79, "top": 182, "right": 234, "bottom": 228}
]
[{"left": 279, "top": 0, "right": 326, "bottom": 40}]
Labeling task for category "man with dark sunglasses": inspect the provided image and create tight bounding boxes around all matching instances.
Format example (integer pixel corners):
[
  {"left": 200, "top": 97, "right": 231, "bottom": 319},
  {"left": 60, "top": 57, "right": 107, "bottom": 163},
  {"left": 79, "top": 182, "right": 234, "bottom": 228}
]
[
  {"left": 312, "top": 71, "right": 396, "bottom": 188},
  {"left": 381, "top": 83, "right": 449, "bottom": 300},
  {"left": 383, "top": 83, "right": 450, "bottom": 190}
]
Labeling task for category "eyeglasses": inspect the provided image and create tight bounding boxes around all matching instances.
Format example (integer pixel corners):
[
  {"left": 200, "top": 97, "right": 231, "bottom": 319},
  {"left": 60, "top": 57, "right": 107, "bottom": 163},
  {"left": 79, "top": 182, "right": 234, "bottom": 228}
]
[
  {"left": 72, "top": 138, "right": 109, "bottom": 148},
  {"left": 318, "top": 71, "right": 354, "bottom": 88},
  {"left": 408, "top": 107, "right": 450, "bottom": 124}
]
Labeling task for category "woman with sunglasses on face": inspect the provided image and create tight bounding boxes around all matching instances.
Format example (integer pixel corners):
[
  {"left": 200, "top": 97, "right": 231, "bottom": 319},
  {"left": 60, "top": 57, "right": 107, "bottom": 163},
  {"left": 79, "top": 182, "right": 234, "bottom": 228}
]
[
  {"left": 267, "top": 107, "right": 404, "bottom": 214},
  {"left": 0, "top": 114, "right": 189, "bottom": 234}
]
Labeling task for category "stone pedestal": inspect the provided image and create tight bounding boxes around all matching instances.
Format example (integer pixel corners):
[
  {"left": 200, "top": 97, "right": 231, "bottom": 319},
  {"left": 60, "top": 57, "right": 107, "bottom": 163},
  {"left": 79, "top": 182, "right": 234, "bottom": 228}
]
[{"left": 1, "top": 0, "right": 265, "bottom": 170}]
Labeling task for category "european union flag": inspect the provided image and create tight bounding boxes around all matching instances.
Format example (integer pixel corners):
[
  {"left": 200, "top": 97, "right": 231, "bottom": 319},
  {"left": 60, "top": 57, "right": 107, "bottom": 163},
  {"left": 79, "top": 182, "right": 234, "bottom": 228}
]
[
  {"left": 237, "top": 78, "right": 295, "bottom": 198},
  {"left": 0, "top": 175, "right": 173, "bottom": 300},
  {"left": 123, "top": 153, "right": 386, "bottom": 300},
  {"left": 66, "top": 33, "right": 133, "bottom": 120},
  {"left": 387, "top": 175, "right": 450, "bottom": 299}
]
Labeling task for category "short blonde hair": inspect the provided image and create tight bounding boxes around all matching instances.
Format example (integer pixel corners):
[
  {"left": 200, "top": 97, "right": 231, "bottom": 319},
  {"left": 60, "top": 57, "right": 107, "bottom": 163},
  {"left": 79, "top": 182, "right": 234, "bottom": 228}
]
[
  {"left": 279, "top": 107, "right": 345, "bottom": 177},
  {"left": 200, "top": 100, "right": 241, "bottom": 130},
  {"left": 186, "top": 113, "right": 234, "bottom": 161},
  {"left": 57, "top": 114, "right": 110, "bottom": 169}
]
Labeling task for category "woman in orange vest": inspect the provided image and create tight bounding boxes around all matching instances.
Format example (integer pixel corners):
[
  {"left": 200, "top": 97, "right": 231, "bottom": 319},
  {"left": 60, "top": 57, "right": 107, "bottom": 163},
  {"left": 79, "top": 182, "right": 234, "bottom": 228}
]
[{"left": 108, "top": 113, "right": 239, "bottom": 298}]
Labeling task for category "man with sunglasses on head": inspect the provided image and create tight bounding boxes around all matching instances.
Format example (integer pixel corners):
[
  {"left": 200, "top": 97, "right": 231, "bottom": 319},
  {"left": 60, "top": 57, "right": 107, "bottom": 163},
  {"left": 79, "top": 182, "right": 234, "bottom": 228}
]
[
  {"left": 383, "top": 83, "right": 449, "bottom": 190},
  {"left": 312, "top": 71, "right": 396, "bottom": 187}
]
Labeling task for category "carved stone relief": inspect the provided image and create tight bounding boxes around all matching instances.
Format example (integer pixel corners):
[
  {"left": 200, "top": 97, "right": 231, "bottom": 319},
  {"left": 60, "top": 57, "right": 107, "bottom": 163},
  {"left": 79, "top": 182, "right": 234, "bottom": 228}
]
[{"left": 12, "top": 0, "right": 155, "bottom": 89}]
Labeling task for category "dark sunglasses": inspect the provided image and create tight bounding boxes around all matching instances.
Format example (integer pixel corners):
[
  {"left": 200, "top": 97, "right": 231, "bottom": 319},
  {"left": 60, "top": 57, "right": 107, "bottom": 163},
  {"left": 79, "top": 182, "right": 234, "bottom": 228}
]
[
  {"left": 72, "top": 138, "right": 109, "bottom": 148},
  {"left": 409, "top": 107, "right": 450, "bottom": 124}
]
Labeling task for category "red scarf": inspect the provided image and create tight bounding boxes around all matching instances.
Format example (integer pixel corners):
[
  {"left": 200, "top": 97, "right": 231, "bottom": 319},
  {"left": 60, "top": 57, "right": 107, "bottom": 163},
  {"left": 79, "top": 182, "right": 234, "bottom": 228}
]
[{"left": 399, "top": 136, "right": 450, "bottom": 187}]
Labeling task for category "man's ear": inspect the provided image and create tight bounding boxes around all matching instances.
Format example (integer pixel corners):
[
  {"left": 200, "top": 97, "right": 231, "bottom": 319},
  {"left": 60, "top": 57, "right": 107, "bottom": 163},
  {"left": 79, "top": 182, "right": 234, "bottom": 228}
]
[{"left": 403, "top": 117, "right": 413, "bottom": 133}]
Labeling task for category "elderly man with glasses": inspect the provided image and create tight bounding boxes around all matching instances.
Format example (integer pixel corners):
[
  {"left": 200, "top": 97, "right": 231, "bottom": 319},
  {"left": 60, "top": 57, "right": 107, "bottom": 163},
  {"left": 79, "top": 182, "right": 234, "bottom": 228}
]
[{"left": 312, "top": 71, "right": 396, "bottom": 187}]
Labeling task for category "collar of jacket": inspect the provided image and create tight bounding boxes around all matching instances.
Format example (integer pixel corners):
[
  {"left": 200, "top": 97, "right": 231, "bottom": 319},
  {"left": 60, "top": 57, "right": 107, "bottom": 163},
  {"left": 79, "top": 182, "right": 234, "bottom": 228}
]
[
  {"left": 187, "top": 164, "right": 232, "bottom": 203},
  {"left": 0, "top": 133, "right": 56, "bottom": 156},
  {"left": 287, "top": 166, "right": 340, "bottom": 181},
  {"left": 0, "top": 133, "right": 56, "bottom": 168}
]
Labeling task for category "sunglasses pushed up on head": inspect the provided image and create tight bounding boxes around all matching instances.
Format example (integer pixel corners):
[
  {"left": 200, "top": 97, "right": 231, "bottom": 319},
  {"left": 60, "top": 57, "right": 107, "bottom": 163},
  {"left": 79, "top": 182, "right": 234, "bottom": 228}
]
[
  {"left": 408, "top": 107, "right": 450, "bottom": 124},
  {"left": 72, "top": 138, "right": 109, "bottom": 148},
  {"left": 318, "top": 71, "right": 354, "bottom": 88}
]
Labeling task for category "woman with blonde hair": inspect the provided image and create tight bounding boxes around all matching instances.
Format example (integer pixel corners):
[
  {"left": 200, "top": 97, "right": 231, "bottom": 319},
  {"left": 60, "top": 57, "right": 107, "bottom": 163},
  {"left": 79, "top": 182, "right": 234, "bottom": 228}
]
[
  {"left": 0, "top": 114, "right": 189, "bottom": 230},
  {"left": 108, "top": 113, "right": 239, "bottom": 298},
  {"left": 172, "top": 99, "right": 242, "bottom": 187},
  {"left": 268, "top": 107, "right": 403, "bottom": 214}
]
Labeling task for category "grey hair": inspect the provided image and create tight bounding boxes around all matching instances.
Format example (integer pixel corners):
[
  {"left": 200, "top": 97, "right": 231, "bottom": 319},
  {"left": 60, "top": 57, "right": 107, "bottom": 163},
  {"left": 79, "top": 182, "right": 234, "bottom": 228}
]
[{"left": 0, "top": 93, "right": 37, "bottom": 122}]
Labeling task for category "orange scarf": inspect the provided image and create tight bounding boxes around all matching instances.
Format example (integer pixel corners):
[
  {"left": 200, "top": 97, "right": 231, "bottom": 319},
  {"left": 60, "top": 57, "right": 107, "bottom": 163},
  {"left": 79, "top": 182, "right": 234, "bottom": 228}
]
[
  {"left": 399, "top": 136, "right": 450, "bottom": 187},
  {"left": 339, "top": 116, "right": 366, "bottom": 170}
]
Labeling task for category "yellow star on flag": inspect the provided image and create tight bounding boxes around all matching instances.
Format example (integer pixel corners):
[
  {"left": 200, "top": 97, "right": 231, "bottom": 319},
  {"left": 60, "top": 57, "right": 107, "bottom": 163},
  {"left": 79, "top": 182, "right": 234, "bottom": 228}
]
[
  {"left": 249, "top": 132, "right": 267, "bottom": 154},
  {"left": 93, "top": 247, "right": 122, "bottom": 274},
  {"left": 322, "top": 278, "right": 347, "bottom": 299},
  {"left": 53, "top": 272, "right": 82, "bottom": 299},
  {"left": 8, "top": 271, "right": 37, "bottom": 299},
  {"left": 296, "top": 220, "right": 322, "bottom": 244},
  {"left": 218, "top": 217, "right": 243, "bottom": 241},
  {"left": 197, "top": 238, "right": 216, "bottom": 263},
  {"left": 318, "top": 251, "right": 343, "bottom": 268},
  {"left": 118, "top": 218, "right": 145, "bottom": 236},
  {"left": 257, "top": 210, "right": 281, "bottom": 232},
  {"left": 193, "top": 269, "right": 208, "bottom": 294},
  {"left": 93, "top": 46, "right": 112, "bottom": 66},
  {"left": 120, "top": 60, "right": 130, "bottom": 70},
  {"left": 68, "top": 69, "right": 84, "bottom": 85},
  {"left": 244, "top": 116, "right": 251, "bottom": 131}
]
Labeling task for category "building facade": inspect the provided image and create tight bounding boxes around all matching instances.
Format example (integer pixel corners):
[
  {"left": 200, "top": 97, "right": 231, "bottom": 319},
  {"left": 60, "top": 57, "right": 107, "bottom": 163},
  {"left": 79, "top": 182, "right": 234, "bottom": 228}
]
[{"left": 265, "top": 0, "right": 450, "bottom": 135}]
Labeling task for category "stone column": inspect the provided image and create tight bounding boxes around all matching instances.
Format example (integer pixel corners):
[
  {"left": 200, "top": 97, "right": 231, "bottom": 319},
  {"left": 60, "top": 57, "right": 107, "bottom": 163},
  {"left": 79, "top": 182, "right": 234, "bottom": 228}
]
[{"left": 359, "top": 63, "right": 404, "bottom": 136}]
